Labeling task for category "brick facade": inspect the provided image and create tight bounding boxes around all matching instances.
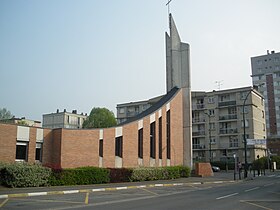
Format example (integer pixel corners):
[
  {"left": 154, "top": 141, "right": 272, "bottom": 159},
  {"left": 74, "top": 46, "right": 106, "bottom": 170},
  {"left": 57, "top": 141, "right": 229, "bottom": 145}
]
[{"left": 0, "top": 89, "right": 186, "bottom": 169}]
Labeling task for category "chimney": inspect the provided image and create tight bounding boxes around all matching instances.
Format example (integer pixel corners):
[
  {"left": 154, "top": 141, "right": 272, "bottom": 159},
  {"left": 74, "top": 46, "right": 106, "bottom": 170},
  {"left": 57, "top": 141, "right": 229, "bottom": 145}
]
[
  {"left": 57, "top": 109, "right": 59, "bottom": 113},
  {"left": 267, "top": 50, "right": 270, "bottom": 55},
  {"left": 64, "top": 109, "right": 66, "bottom": 112},
  {"left": 271, "top": 50, "right": 275, "bottom": 54}
]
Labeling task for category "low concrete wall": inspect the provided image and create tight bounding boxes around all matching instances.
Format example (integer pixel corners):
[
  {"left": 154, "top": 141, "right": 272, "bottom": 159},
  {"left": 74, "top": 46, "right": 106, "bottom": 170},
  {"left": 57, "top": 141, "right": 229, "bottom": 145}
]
[{"left": 195, "top": 162, "right": 213, "bottom": 177}]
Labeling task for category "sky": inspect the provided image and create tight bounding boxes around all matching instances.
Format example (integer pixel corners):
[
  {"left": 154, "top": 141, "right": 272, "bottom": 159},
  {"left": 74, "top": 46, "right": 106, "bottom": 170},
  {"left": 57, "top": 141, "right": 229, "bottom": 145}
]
[{"left": 1, "top": 0, "right": 280, "bottom": 121}]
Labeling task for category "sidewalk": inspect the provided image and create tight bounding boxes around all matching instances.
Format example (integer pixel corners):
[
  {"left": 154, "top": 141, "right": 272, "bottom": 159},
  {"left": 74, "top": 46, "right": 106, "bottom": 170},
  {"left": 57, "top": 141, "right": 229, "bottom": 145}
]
[{"left": 0, "top": 171, "right": 238, "bottom": 199}]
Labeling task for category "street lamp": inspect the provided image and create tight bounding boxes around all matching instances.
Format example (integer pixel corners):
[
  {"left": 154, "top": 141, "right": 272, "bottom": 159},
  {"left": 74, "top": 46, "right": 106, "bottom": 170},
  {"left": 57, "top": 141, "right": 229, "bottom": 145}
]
[
  {"left": 204, "top": 111, "right": 212, "bottom": 163},
  {"left": 243, "top": 88, "right": 252, "bottom": 179}
]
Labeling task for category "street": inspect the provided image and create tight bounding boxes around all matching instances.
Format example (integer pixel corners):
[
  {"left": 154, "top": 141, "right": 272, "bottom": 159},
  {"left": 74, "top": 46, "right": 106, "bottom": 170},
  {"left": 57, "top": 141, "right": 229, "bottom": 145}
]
[{"left": 0, "top": 171, "right": 279, "bottom": 210}]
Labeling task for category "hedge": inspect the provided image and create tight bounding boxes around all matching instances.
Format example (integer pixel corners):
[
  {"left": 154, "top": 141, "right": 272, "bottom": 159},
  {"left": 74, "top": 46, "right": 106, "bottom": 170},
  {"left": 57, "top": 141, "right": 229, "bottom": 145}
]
[
  {"left": 1, "top": 163, "right": 51, "bottom": 188},
  {"left": 49, "top": 167, "right": 110, "bottom": 186},
  {"left": 130, "top": 166, "right": 190, "bottom": 182}
]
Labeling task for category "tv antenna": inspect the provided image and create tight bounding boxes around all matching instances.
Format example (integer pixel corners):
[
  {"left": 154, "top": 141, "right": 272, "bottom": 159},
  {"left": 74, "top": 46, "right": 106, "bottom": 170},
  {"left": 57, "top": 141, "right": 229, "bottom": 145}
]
[{"left": 215, "top": 80, "right": 223, "bottom": 90}]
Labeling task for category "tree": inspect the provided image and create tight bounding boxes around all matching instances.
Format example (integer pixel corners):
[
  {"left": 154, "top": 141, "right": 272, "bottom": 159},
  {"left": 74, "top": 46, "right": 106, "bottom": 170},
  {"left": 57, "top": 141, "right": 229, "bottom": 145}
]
[
  {"left": 83, "top": 107, "right": 117, "bottom": 128},
  {"left": 0, "top": 108, "right": 13, "bottom": 120}
]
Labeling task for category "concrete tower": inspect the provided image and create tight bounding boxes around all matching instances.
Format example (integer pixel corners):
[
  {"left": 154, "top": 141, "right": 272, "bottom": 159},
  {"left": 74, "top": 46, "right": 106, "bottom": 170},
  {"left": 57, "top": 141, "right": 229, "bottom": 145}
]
[{"left": 166, "top": 14, "right": 192, "bottom": 167}]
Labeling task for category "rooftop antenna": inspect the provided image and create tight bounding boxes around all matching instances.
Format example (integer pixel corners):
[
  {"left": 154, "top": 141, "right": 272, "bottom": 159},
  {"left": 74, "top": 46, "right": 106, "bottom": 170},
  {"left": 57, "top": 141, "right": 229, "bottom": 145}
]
[{"left": 215, "top": 80, "right": 223, "bottom": 90}]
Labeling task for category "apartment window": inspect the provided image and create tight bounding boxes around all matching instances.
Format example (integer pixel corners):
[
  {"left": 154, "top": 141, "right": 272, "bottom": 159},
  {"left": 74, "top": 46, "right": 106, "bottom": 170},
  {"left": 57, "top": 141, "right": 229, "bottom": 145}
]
[
  {"left": 209, "top": 123, "right": 215, "bottom": 130},
  {"left": 99, "top": 139, "right": 103, "bottom": 157},
  {"left": 209, "top": 109, "right": 215, "bottom": 116},
  {"left": 119, "top": 108, "right": 125, "bottom": 114},
  {"left": 257, "top": 60, "right": 262, "bottom": 65},
  {"left": 228, "top": 107, "right": 236, "bottom": 114},
  {"left": 275, "top": 57, "right": 279, "bottom": 63},
  {"left": 150, "top": 122, "right": 156, "bottom": 159},
  {"left": 220, "top": 94, "right": 230, "bottom": 101},
  {"left": 166, "top": 110, "right": 171, "bottom": 159},
  {"left": 138, "top": 129, "right": 143, "bottom": 158},
  {"left": 77, "top": 117, "right": 80, "bottom": 126},
  {"left": 35, "top": 143, "right": 42, "bottom": 161},
  {"left": 115, "top": 136, "right": 123, "bottom": 158},
  {"left": 208, "top": 97, "right": 215, "bottom": 104},
  {"left": 158, "top": 117, "right": 162, "bottom": 159},
  {"left": 262, "top": 110, "right": 265, "bottom": 118},
  {"left": 210, "top": 137, "right": 216, "bottom": 144},
  {"left": 241, "top": 119, "right": 249, "bottom": 127},
  {"left": 276, "top": 66, "right": 280, "bottom": 71},
  {"left": 16, "top": 142, "right": 28, "bottom": 161},
  {"left": 67, "top": 116, "right": 70, "bottom": 123},
  {"left": 229, "top": 137, "right": 238, "bottom": 148},
  {"left": 242, "top": 106, "right": 248, "bottom": 113}
]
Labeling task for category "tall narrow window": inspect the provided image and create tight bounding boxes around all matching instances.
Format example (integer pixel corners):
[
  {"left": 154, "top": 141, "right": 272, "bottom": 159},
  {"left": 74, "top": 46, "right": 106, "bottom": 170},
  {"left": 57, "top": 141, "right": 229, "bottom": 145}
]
[
  {"left": 138, "top": 128, "right": 143, "bottom": 158},
  {"left": 16, "top": 142, "right": 28, "bottom": 161},
  {"left": 35, "top": 143, "right": 42, "bottom": 161},
  {"left": 166, "top": 110, "right": 171, "bottom": 159},
  {"left": 150, "top": 122, "right": 156, "bottom": 158},
  {"left": 158, "top": 117, "right": 162, "bottom": 159},
  {"left": 99, "top": 139, "right": 103, "bottom": 157},
  {"left": 115, "top": 136, "right": 123, "bottom": 158}
]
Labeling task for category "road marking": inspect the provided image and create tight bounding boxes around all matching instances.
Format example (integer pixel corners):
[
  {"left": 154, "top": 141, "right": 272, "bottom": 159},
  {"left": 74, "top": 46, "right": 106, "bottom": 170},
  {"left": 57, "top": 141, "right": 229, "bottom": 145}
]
[
  {"left": 0, "top": 195, "right": 8, "bottom": 199},
  {"left": 0, "top": 199, "right": 9, "bottom": 208},
  {"left": 92, "top": 188, "right": 105, "bottom": 192},
  {"left": 116, "top": 187, "right": 128, "bottom": 190},
  {"left": 173, "top": 183, "right": 183, "bottom": 186},
  {"left": 63, "top": 190, "right": 79, "bottom": 194},
  {"left": 140, "top": 188, "right": 158, "bottom": 196},
  {"left": 216, "top": 193, "right": 238, "bottom": 200},
  {"left": 240, "top": 200, "right": 273, "bottom": 210},
  {"left": 245, "top": 187, "right": 259, "bottom": 192},
  {"left": 213, "top": 181, "right": 223, "bottom": 184},
  {"left": 136, "top": 185, "right": 146, "bottom": 188},
  {"left": 84, "top": 192, "right": 89, "bottom": 205},
  {"left": 155, "top": 184, "right": 163, "bottom": 187}
]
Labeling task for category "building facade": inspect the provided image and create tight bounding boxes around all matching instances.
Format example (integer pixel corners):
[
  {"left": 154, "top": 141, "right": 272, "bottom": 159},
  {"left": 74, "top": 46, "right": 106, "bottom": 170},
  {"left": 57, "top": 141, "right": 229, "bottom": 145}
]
[
  {"left": 42, "top": 109, "right": 87, "bottom": 129},
  {"left": 0, "top": 88, "right": 186, "bottom": 169},
  {"left": 192, "top": 87, "right": 266, "bottom": 164},
  {"left": 251, "top": 50, "right": 280, "bottom": 155}
]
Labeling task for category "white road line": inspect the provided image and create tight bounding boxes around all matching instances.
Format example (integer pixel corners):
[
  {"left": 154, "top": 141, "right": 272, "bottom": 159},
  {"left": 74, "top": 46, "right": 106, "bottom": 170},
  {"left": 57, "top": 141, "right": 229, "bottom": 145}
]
[
  {"left": 0, "top": 195, "right": 8, "bottom": 199},
  {"left": 245, "top": 187, "right": 259, "bottom": 192},
  {"left": 213, "top": 181, "right": 223, "bottom": 184},
  {"left": 155, "top": 184, "right": 164, "bottom": 187},
  {"left": 92, "top": 188, "right": 105, "bottom": 192},
  {"left": 28, "top": 192, "right": 48, "bottom": 196},
  {"left": 137, "top": 185, "right": 146, "bottom": 188},
  {"left": 116, "top": 187, "right": 128, "bottom": 190},
  {"left": 216, "top": 193, "right": 238, "bottom": 200},
  {"left": 267, "top": 175, "right": 275, "bottom": 177},
  {"left": 173, "top": 183, "right": 183, "bottom": 186},
  {"left": 63, "top": 190, "right": 79, "bottom": 194}
]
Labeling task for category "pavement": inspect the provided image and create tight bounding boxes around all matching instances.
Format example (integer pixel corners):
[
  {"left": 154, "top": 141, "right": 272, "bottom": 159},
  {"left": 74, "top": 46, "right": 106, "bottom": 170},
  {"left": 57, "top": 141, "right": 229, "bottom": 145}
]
[{"left": 0, "top": 171, "right": 241, "bottom": 199}]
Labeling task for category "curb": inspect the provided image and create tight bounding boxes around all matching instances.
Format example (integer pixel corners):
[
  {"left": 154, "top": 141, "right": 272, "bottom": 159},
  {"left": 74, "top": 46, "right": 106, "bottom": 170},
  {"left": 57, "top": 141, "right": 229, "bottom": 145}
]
[{"left": 0, "top": 180, "right": 236, "bottom": 199}]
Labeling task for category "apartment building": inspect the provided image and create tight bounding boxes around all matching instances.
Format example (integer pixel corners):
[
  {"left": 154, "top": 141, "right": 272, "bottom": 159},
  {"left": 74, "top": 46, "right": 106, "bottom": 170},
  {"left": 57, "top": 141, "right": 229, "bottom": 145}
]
[
  {"left": 42, "top": 109, "right": 87, "bottom": 129},
  {"left": 192, "top": 87, "right": 266, "bottom": 164},
  {"left": 251, "top": 50, "right": 280, "bottom": 155},
  {"left": 116, "top": 95, "right": 163, "bottom": 124}
]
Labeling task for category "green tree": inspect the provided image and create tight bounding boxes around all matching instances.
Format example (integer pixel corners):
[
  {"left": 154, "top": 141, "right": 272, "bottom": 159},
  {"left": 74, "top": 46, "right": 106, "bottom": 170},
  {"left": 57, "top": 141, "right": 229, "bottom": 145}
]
[
  {"left": 0, "top": 108, "right": 13, "bottom": 120},
  {"left": 83, "top": 107, "right": 117, "bottom": 128}
]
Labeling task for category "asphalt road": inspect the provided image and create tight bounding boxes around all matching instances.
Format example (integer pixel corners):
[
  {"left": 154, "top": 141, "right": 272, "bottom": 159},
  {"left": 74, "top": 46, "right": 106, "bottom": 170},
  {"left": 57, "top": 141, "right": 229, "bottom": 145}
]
[{"left": 1, "top": 171, "right": 279, "bottom": 210}]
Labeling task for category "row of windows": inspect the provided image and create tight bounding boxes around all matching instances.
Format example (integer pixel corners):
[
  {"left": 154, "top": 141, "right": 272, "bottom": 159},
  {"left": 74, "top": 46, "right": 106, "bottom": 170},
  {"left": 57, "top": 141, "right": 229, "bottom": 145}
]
[
  {"left": 16, "top": 142, "right": 42, "bottom": 162},
  {"left": 257, "top": 57, "right": 279, "bottom": 65},
  {"left": 99, "top": 111, "right": 171, "bottom": 160}
]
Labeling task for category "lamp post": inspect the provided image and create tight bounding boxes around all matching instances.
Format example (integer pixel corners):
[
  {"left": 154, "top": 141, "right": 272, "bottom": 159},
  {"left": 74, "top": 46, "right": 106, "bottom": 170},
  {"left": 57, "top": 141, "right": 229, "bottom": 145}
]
[
  {"left": 204, "top": 111, "right": 212, "bottom": 163},
  {"left": 243, "top": 89, "right": 252, "bottom": 179}
]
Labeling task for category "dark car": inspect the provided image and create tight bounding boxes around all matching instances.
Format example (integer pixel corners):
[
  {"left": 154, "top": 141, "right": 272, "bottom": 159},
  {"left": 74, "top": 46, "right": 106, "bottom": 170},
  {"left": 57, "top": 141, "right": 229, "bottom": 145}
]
[{"left": 212, "top": 166, "right": 220, "bottom": 172}]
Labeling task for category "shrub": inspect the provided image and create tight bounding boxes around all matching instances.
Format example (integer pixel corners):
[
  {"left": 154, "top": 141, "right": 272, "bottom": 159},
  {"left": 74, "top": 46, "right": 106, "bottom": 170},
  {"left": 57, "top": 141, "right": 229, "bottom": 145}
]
[
  {"left": 0, "top": 162, "right": 7, "bottom": 185},
  {"left": 49, "top": 167, "right": 110, "bottom": 186},
  {"left": 130, "top": 166, "right": 191, "bottom": 182},
  {"left": 2, "top": 162, "right": 51, "bottom": 188}
]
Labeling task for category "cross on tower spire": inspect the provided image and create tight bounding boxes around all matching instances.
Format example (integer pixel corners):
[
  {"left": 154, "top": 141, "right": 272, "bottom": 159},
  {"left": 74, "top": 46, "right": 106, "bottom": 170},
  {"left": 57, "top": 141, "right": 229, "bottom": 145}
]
[{"left": 166, "top": 0, "right": 173, "bottom": 15}]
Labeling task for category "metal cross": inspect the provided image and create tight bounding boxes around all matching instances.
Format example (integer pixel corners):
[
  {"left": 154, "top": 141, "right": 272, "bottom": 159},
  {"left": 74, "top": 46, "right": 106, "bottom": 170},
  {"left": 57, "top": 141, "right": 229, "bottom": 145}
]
[{"left": 166, "top": 0, "right": 173, "bottom": 14}]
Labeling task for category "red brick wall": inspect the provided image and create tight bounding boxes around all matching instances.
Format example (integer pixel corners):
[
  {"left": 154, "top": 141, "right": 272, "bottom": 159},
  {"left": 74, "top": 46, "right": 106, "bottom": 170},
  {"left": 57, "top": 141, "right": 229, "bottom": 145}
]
[
  {"left": 0, "top": 124, "right": 17, "bottom": 163},
  {"left": 195, "top": 162, "right": 213, "bottom": 177},
  {"left": 0, "top": 89, "right": 186, "bottom": 169}
]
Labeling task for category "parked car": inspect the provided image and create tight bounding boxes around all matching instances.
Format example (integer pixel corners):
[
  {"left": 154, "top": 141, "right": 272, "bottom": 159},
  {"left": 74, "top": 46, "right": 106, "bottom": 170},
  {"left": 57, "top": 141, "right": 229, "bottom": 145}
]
[{"left": 212, "top": 166, "right": 220, "bottom": 172}]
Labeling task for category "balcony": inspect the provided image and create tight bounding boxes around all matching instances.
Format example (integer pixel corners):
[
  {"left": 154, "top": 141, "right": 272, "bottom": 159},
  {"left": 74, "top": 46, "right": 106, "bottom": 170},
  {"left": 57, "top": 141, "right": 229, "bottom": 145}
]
[
  {"left": 192, "top": 118, "right": 206, "bottom": 123},
  {"left": 219, "top": 114, "right": 237, "bottom": 121},
  {"left": 192, "top": 130, "right": 206, "bottom": 136},
  {"left": 193, "top": 144, "right": 206, "bottom": 150},
  {"left": 192, "top": 104, "right": 205, "bottom": 110},
  {"left": 219, "top": 128, "right": 238, "bottom": 135},
  {"left": 218, "top": 100, "right": 236, "bottom": 107}
]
